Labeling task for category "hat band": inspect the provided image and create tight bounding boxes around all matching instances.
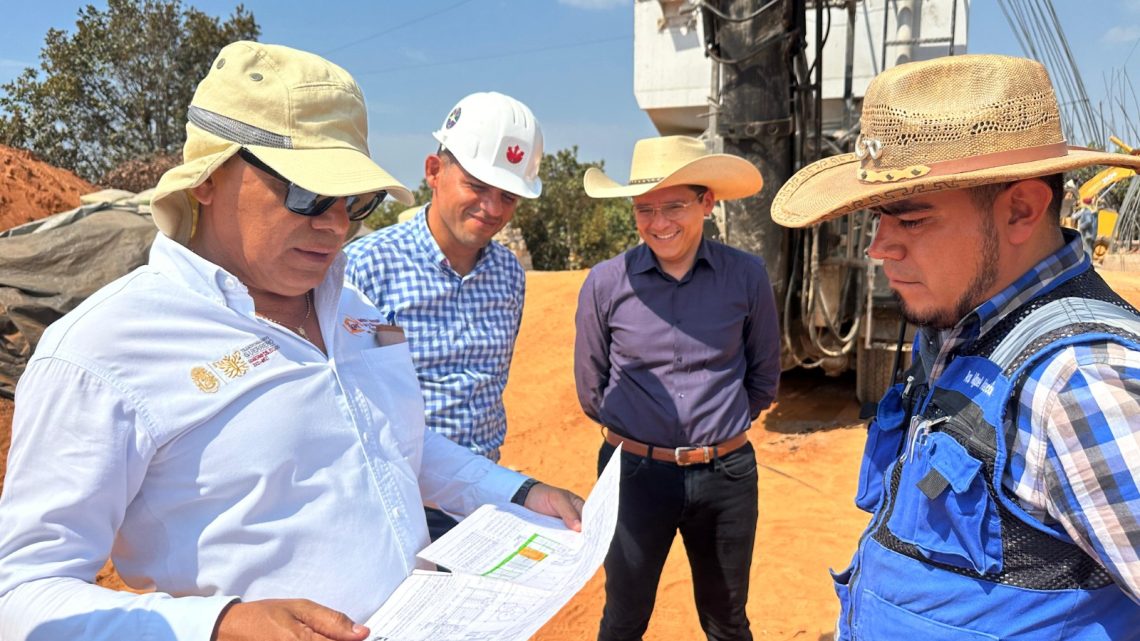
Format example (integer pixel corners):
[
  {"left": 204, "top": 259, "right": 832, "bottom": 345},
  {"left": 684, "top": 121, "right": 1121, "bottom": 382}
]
[
  {"left": 629, "top": 176, "right": 663, "bottom": 185},
  {"left": 188, "top": 105, "right": 294, "bottom": 149},
  {"left": 857, "top": 141, "right": 1070, "bottom": 184}
]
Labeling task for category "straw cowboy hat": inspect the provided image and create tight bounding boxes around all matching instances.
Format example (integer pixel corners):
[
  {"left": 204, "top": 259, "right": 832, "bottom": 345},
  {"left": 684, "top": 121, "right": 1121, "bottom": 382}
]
[
  {"left": 772, "top": 54, "right": 1140, "bottom": 228},
  {"left": 583, "top": 136, "right": 763, "bottom": 200},
  {"left": 151, "top": 41, "right": 414, "bottom": 244}
]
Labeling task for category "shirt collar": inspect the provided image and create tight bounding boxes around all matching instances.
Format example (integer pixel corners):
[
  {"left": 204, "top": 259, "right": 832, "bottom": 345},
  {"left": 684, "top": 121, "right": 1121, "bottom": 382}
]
[
  {"left": 971, "top": 228, "right": 1088, "bottom": 337},
  {"left": 410, "top": 205, "right": 449, "bottom": 269},
  {"left": 412, "top": 203, "right": 493, "bottom": 276},
  {"left": 629, "top": 237, "right": 715, "bottom": 278},
  {"left": 148, "top": 232, "right": 347, "bottom": 314},
  {"left": 921, "top": 227, "right": 1088, "bottom": 357}
]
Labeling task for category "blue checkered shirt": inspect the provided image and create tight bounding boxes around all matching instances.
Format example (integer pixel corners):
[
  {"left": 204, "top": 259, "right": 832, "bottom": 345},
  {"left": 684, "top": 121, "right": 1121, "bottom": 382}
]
[
  {"left": 344, "top": 206, "right": 525, "bottom": 461},
  {"left": 918, "top": 229, "right": 1140, "bottom": 601}
]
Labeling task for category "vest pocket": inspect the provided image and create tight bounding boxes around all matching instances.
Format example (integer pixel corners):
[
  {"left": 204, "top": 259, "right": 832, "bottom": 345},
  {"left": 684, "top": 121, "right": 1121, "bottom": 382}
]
[
  {"left": 855, "top": 384, "right": 908, "bottom": 512},
  {"left": 862, "top": 590, "right": 998, "bottom": 640},
  {"left": 886, "top": 430, "right": 1003, "bottom": 574},
  {"left": 830, "top": 565, "right": 854, "bottom": 641}
]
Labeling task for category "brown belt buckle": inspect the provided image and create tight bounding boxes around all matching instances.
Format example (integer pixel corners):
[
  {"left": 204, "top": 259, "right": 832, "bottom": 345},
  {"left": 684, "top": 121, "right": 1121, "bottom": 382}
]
[{"left": 674, "top": 446, "right": 711, "bottom": 466}]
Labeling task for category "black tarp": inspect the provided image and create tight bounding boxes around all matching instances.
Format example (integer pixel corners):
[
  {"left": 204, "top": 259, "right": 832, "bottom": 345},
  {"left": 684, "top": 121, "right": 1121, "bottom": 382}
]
[{"left": 0, "top": 205, "right": 157, "bottom": 398}]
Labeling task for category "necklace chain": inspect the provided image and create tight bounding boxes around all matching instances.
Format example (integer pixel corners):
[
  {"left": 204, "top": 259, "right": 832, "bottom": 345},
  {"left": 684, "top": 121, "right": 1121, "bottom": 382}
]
[{"left": 257, "top": 290, "right": 312, "bottom": 339}]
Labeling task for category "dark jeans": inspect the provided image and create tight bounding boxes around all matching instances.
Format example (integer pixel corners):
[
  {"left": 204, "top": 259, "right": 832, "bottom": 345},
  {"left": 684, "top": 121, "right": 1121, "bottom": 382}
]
[
  {"left": 597, "top": 440, "right": 758, "bottom": 641},
  {"left": 424, "top": 506, "right": 459, "bottom": 542}
]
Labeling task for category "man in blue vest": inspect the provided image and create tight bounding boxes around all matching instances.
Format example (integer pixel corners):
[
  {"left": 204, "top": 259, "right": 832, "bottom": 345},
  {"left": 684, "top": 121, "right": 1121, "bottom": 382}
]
[{"left": 772, "top": 54, "right": 1140, "bottom": 640}]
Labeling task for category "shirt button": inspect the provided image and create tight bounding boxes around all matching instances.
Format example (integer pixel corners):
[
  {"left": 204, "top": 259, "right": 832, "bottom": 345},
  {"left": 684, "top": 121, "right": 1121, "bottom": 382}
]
[
  {"left": 678, "top": 393, "right": 685, "bottom": 399},
  {"left": 362, "top": 433, "right": 370, "bottom": 443},
  {"left": 223, "top": 277, "right": 236, "bottom": 289}
]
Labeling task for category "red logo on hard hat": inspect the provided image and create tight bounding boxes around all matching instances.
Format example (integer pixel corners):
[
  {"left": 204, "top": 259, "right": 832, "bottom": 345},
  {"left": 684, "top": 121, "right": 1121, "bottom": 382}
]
[{"left": 506, "top": 145, "right": 525, "bottom": 164}]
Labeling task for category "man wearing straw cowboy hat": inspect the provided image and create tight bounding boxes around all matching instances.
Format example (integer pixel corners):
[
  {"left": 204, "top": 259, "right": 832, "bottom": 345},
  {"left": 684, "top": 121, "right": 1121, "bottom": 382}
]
[
  {"left": 0, "top": 41, "right": 583, "bottom": 641},
  {"left": 772, "top": 54, "right": 1140, "bottom": 640},
  {"left": 345, "top": 92, "right": 543, "bottom": 541},
  {"left": 575, "top": 135, "right": 780, "bottom": 641}
]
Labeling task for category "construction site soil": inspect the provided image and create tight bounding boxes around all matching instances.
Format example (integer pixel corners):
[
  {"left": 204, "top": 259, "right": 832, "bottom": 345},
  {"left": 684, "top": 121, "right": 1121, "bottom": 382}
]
[
  {"left": 2, "top": 269, "right": 1139, "bottom": 639},
  {"left": 0, "top": 144, "right": 94, "bottom": 231}
]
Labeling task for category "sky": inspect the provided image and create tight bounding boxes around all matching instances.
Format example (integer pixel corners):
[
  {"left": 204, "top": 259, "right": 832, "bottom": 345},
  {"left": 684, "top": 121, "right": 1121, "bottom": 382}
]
[{"left": 1, "top": 0, "right": 1138, "bottom": 190}]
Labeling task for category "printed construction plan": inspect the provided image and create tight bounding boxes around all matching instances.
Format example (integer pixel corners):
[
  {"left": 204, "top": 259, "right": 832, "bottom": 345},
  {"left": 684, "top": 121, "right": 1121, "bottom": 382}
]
[{"left": 363, "top": 445, "right": 621, "bottom": 640}]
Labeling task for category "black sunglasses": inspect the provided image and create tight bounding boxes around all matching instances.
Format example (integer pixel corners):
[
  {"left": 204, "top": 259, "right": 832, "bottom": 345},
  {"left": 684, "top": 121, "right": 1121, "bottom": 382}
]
[{"left": 237, "top": 148, "right": 386, "bottom": 222}]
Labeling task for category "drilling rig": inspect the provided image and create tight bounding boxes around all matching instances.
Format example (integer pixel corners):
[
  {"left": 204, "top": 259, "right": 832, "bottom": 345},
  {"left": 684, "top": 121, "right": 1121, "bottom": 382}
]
[{"left": 633, "top": 0, "right": 968, "bottom": 402}]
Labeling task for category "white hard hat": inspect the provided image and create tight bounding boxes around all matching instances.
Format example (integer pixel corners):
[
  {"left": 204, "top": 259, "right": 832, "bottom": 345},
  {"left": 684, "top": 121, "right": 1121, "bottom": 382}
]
[{"left": 432, "top": 91, "right": 543, "bottom": 199}]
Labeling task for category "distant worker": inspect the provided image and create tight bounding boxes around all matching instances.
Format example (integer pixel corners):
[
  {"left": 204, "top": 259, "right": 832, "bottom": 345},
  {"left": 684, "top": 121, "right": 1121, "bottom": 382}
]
[
  {"left": 772, "top": 54, "right": 1140, "bottom": 640},
  {"left": 575, "top": 135, "right": 780, "bottom": 641},
  {"left": 0, "top": 42, "right": 582, "bottom": 641},
  {"left": 346, "top": 92, "right": 542, "bottom": 540},
  {"left": 1059, "top": 178, "right": 1080, "bottom": 219}
]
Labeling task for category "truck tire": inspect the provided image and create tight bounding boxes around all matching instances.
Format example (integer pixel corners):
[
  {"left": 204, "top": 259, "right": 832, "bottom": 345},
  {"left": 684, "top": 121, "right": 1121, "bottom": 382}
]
[{"left": 856, "top": 341, "right": 908, "bottom": 405}]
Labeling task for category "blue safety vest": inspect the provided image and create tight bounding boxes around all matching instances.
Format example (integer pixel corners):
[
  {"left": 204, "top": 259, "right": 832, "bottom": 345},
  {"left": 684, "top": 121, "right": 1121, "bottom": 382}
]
[{"left": 835, "top": 268, "right": 1140, "bottom": 640}]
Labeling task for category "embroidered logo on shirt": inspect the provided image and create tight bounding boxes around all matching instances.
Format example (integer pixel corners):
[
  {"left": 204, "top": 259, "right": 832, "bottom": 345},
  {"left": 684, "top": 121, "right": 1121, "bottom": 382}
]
[
  {"left": 213, "top": 351, "right": 249, "bottom": 379},
  {"left": 190, "top": 366, "right": 220, "bottom": 394},
  {"left": 965, "top": 370, "right": 995, "bottom": 397},
  {"left": 240, "top": 337, "right": 280, "bottom": 366},
  {"left": 343, "top": 315, "right": 387, "bottom": 335},
  {"left": 189, "top": 337, "right": 280, "bottom": 392}
]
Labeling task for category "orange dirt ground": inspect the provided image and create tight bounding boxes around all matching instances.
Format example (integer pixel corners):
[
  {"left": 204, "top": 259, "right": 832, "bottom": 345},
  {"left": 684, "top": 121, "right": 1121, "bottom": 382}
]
[
  {"left": 0, "top": 144, "right": 94, "bottom": 231},
  {"left": 1, "top": 269, "right": 1139, "bottom": 640}
]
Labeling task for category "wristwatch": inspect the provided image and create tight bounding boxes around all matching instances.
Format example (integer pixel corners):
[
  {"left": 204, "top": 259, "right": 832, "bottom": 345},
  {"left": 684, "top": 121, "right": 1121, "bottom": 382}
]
[{"left": 510, "top": 478, "right": 540, "bottom": 506}]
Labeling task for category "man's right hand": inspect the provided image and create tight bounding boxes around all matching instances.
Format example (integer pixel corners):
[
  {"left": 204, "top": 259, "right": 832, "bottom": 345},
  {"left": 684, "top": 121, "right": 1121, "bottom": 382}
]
[{"left": 213, "top": 599, "right": 370, "bottom": 641}]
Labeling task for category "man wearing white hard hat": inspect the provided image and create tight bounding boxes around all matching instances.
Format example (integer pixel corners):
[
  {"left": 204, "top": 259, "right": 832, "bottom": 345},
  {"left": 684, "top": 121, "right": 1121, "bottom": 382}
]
[
  {"left": 574, "top": 136, "right": 780, "bottom": 641},
  {"left": 346, "top": 91, "right": 543, "bottom": 540},
  {"left": 0, "top": 43, "right": 582, "bottom": 641}
]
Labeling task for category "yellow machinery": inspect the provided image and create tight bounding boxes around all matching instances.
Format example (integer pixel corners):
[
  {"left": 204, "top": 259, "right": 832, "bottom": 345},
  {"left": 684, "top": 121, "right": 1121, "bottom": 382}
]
[{"left": 1062, "top": 136, "right": 1137, "bottom": 261}]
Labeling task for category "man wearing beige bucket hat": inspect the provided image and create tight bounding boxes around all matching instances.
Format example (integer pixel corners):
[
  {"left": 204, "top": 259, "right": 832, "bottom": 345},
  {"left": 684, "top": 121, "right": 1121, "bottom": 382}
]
[
  {"left": 575, "top": 135, "right": 780, "bottom": 641},
  {"left": 0, "top": 41, "right": 583, "bottom": 641},
  {"left": 345, "top": 91, "right": 543, "bottom": 541},
  {"left": 773, "top": 54, "right": 1140, "bottom": 639}
]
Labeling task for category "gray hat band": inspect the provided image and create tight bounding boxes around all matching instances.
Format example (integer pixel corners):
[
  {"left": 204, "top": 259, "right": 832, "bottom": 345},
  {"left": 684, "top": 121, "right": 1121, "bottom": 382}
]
[{"left": 188, "top": 105, "right": 293, "bottom": 149}]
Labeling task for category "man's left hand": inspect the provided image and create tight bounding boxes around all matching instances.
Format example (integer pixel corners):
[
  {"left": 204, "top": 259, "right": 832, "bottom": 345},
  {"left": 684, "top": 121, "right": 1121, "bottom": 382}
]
[{"left": 524, "top": 484, "right": 585, "bottom": 532}]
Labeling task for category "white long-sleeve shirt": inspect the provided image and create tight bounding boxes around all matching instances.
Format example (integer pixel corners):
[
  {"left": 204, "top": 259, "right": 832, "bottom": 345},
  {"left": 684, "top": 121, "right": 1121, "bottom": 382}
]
[{"left": 0, "top": 233, "right": 525, "bottom": 641}]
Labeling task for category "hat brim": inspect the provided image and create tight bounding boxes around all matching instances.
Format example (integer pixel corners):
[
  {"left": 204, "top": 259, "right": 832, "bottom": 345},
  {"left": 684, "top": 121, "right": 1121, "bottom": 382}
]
[
  {"left": 151, "top": 143, "right": 242, "bottom": 245},
  {"left": 250, "top": 146, "right": 413, "bottom": 204},
  {"left": 772, "top": 148, "right": 1140, "bottom": 228},
  {"left": 151, "top": 142, "right": 414, "bottom": 245},
  {"left": 584, "top": 154, "right": 763, "bottom": 200}
]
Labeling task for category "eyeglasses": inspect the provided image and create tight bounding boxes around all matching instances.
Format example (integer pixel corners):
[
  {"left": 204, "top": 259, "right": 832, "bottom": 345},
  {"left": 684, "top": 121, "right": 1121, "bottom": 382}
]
[
  {"left": 237, "top": 149, "right": 386, "bottom": 222},
  {"left": 632, "top": 197, "right": 703, "bottom": 221}
]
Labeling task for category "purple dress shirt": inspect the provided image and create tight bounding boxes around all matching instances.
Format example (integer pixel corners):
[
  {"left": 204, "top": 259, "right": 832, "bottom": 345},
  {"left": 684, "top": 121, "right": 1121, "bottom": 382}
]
[{"left": 574, "top": 239, "right": 781, "bottom": 447}]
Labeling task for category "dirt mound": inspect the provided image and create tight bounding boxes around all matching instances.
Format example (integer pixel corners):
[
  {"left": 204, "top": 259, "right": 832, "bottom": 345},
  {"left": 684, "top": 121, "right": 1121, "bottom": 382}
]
[{"left": 0, "top": 145, "right": 95, "bottom": 231}]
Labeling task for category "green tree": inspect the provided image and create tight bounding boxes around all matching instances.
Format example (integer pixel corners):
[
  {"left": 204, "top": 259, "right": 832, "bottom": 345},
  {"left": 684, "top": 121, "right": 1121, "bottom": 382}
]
[
  {"left": 0, "top": 0, "right": 259, "bottom": 183},
  {"left": 513, "top": 147, "right": 639, "bottom": 270},
  {"left": 363, "top": 178, "right": 432, "bottom": 231}
]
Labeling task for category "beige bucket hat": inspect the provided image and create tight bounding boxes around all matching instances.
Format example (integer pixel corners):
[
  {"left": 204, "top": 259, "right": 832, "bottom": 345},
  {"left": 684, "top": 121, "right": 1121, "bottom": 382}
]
[
  {"left": 772, "top": 54, "right": 1140, "bottom": 228},
  {"left": 151, "top": 41, "right": 414, "bottom": 244},
  {"left": 583, "top": 136, "right": 763, "bottom": 200}
]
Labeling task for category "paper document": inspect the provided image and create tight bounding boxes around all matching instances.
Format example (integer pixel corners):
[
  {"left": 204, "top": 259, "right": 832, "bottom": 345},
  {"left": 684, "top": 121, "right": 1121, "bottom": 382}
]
[{"left": 364, "top": 445, "right": 621, "bottom": 641}]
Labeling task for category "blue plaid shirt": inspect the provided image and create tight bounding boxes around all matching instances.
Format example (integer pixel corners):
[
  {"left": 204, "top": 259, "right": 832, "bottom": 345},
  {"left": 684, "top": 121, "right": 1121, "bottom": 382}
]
[
  {"left": 344, "top": 207, "right": 525, "bottom": 461},
  {"left": 919, "top": 229, "right": 1140, "bottom": 601}
]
